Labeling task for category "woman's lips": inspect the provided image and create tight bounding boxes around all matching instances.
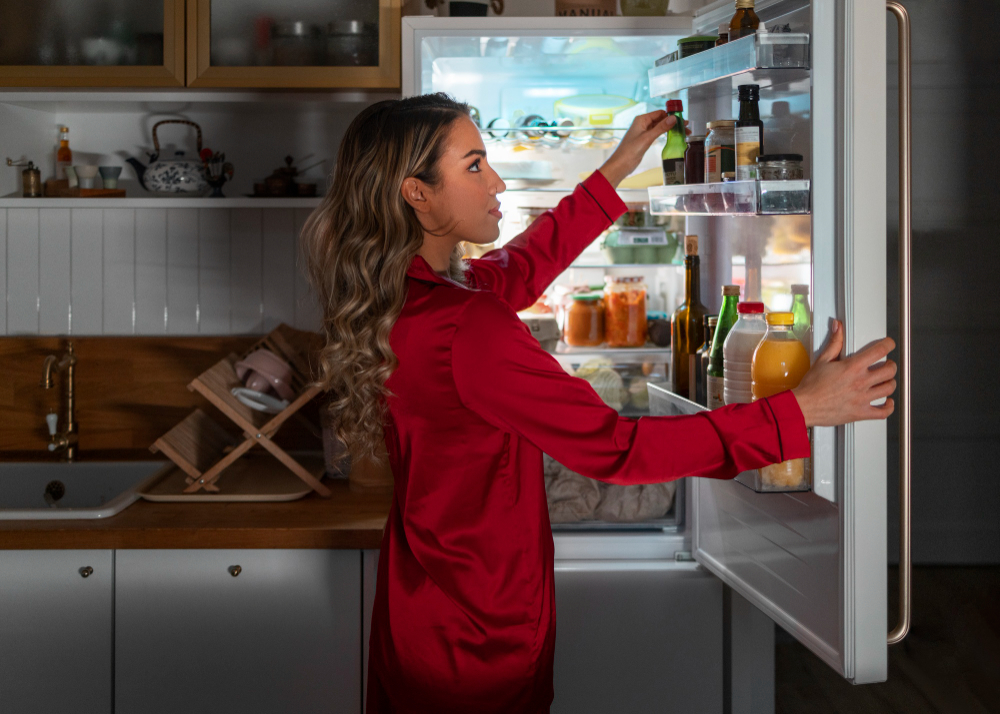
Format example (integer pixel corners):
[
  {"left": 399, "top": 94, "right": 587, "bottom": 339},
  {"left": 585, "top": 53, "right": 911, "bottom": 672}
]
[{"left": 489, "top": 207, "right": 502, "bottom": 219}]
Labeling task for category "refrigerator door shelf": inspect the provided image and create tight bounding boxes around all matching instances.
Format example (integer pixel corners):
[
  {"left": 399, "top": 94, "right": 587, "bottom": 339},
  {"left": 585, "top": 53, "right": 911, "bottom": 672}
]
[
  {"left": 647, "top": 180, "right": 811, "bottom": 216},
  {"left": 649, "top": 31, "right": 811, "bottom": 97}
]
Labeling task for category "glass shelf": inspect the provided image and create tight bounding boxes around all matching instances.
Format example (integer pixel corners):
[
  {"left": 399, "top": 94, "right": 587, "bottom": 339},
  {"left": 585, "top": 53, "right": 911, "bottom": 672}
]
[
  {"left": 550, "top": 343, "right": 670, "bottom": 368},
  {"left": 648, "top": 32, "right": 810, "bottom": 97},
  {"left": 647, "top": 180, "right": 811, "bottom": 216},
  {"left": 566, "top": 262, "right": 683, "bottom": 269}
]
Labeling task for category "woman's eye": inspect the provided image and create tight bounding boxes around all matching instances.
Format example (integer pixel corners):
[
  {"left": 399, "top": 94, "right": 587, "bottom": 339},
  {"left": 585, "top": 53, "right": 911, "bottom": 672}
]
[{"left": 469, "top": 159, "right": 481, "bottom": 173}]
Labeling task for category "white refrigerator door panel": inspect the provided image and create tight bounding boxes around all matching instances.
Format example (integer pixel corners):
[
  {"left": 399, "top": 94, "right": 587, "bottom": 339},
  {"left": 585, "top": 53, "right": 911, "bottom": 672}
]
[{"left": 686, "top": 0, "right": 888, "bottom": 685}]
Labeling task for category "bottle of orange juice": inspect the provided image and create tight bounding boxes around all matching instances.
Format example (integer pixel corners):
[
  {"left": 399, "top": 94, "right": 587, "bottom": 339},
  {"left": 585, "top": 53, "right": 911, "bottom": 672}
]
[{"left": 751, "top": 311, "right": 811, "bottom": 490}]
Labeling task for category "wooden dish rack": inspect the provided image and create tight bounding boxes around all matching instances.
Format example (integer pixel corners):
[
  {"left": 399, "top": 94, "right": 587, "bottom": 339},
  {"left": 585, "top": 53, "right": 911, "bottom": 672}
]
[{"left": 151, "top": 324, "right": 332, "bottom": 497}]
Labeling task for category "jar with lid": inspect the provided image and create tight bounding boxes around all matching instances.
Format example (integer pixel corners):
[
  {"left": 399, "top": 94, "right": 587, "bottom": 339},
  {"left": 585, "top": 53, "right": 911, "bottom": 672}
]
[
  {"left": 271, "top": 21, "right": 321, "bottom": 66},
  {"left": 565, "top": 293, "right": 605, "bottom": 347},
  {"left": 704, "top": 120, "right": 736, "bottom": 183},
  {"left": 604, "top": 276, "right": 648, "bottom": 347},
  {"left": 755, "top": 153, "right": 805, "bottom": 180},
  {"left": 326, "top": 21, "right": 378, "bottom": 66}
]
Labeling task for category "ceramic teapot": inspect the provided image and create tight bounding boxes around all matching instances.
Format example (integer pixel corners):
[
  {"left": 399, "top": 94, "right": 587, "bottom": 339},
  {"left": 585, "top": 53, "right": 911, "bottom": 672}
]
[{"left": 126, "top": 120, "right": 209, "bottom": 196}]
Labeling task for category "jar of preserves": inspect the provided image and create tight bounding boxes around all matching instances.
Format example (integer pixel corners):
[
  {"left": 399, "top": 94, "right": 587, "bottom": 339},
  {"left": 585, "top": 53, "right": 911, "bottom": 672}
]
[
  {"left": 704, "top": 119, "right": 736, "bottom": 183},
  {"left": 604, "top": 276, "right": 648, "bottom": 347},
  {"left": 565, "top": 293, "right": 604, "bottom": 347},
  {"left": 684, "top": 134, "right": 706, "bottom": 184}
]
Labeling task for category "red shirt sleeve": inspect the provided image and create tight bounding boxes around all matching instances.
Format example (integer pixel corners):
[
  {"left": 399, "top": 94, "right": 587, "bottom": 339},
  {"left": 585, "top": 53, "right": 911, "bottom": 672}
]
[
  {"left": 466, "top": 171, "right": 627, "bottom": 312},
  {"left": 452, "top": 292, "right": 810, "bottom": 484}
]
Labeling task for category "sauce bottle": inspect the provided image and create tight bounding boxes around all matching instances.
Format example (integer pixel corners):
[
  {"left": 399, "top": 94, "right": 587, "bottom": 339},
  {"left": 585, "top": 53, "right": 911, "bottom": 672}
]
[
  {"left": 735, "top": 84, "right": 764, "bottom": 180},
  {"left": 56, "top": 125, "right": 72, "bottom": 181},
  {"left": 751, "top": 311, "right": 811, "bottom": 490},
  {"left": 729, "top": 0, "right": 760, "bottom": 42},
  {"left": 671, "top": 235, "right": 709, "bottom": 398}
]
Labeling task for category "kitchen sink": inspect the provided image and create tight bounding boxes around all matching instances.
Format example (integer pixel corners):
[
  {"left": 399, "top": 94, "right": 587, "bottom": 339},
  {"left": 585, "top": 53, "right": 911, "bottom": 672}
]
[{"left": 0, "top": 461, "right": 166, "bottom": 520}]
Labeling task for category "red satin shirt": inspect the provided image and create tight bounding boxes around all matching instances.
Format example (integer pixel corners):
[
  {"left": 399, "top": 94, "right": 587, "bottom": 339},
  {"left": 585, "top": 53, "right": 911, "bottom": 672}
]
[{"left": 366, "top": 172, "right": 809, "bottom": 713}]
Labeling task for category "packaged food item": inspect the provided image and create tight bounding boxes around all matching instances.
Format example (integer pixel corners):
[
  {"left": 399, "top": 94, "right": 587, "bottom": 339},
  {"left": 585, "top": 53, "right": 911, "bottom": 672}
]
[
  {"left": 751, "top": 311, "right": 811, "bottom": 490},
  {"left": 694, "top": 315, "right": 718, "bottom": 405},
  {"left": 661, "top": 99, "right": 687, "bottom": 185},
  {"left": 646, "top": 312, "right": 671, "bottom": 347},
  {"left": 735, "top": 84, "right": 764, "bottom": 180},
  {"left": 518, "top": 313, "right": 561, "bottom": 352},
  {"left": 620, "top": 0, "right": 671, "bottom": 15},
  {"left": 601, "top": 230, "right": 635, "bottom": 264},
  {"left": 564, "top": 293, "right": 604, "bottom": 347},
  {"left": 670, "top": 235, "right": 708, "bottom": 397},
  {"left": 684, "top": 134, "right": 706, "bottom": 185},
  {"left": 705, "top": 120, "right": 736, "bottom": 183},
  {"left": 604, "top": 276, "right": 648, "bottom": 347},
  {"left": 729, "top": 0, "right": 760, "bottom": 41},
  {"left": 707, "top": 285, "right": 741, "bottom": 408},
  {"left": 755, "top": 154, "right": 804, "bottom": 180},
  {"left": 723, "top": 301, "right": 766, "bottom": 405},
  {"left": 677, "top": 36, "right": 718, "bottom": 58},
  {"left": 556, "top": 0, "right": 618, "bottom": 16}
]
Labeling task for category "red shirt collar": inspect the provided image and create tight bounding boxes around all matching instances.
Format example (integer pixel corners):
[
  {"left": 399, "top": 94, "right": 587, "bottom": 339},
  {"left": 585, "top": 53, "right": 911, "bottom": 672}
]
[{"left": 406, "top": 254, "right": 466, "bottom": 288}]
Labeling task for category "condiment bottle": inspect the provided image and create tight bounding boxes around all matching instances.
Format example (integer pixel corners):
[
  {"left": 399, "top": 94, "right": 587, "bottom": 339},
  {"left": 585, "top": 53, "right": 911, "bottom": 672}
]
[
  {"left": 683, "top": 134, "right": 706, "bottom": 185},
  {"left": 790, "top": 284, "right": 812, "bottom": 353},
  {"left": 694, "top": 315, "right": 718, "bottom": 405},
  {"left": 722, "top": 301, "right": 766, "bottom": 405},
  {"left": 716, "top": 23, "right": 729, "bottom": 46},
  {"left": 751, "top": 312, "right": 811, "bottom": 489},
  {"left": 671, "top": 235, "right": 708, "bottom": 398},
  {"left": 707, "top": 284, "right": 740, "bottom": 409},
  {"left": 729, "top": 0, "right": 760, "bottom": 42},
  {"left": 56, "top": 125, "right": 72, "bottom": 181},
  {"left": 661, "top": 99, "right": 686, "bottom": 185},
  {"left": 735, "top": 84, "right": 764, "bottom": 180}
]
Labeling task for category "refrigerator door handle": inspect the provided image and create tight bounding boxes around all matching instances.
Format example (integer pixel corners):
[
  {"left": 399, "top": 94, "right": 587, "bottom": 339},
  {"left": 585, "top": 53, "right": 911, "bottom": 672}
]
[{"left": 886, "top": 0, "right": 912, "bottom": 647}]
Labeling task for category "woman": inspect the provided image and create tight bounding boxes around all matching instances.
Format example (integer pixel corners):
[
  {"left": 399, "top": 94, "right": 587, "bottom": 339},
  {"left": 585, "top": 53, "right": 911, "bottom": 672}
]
[{"left": 302, "top": 94, "right": 896, "bottom": 713}]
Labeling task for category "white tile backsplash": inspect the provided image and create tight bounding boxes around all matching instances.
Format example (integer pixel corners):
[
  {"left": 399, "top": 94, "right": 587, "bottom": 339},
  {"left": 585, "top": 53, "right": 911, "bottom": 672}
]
[
  {"left": 38, "top": 209, "right": 71, "bottom": 334},
  {"left": 0, "top": 206, "right": 323, "bottom": 336},
  {"left": 70, "top": 209, "right": 104, "bottom": 335},
  {"left": 7, "top": 209, "right": 40, "bottom": 334}
]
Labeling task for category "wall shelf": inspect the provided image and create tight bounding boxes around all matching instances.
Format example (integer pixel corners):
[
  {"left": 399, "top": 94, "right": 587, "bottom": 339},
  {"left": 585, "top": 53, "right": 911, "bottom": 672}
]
[
  {"left": 648, "top": 32, "right": 811, "bottom": 97},
  {"left": 647, "top": 180, "right": 810, "bottom": 216}
]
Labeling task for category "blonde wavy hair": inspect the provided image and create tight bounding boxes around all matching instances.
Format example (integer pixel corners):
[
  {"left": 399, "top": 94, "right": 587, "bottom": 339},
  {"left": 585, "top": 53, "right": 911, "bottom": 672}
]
[{"left": 301, "top": 94, "right": 471, "bottom": 463}]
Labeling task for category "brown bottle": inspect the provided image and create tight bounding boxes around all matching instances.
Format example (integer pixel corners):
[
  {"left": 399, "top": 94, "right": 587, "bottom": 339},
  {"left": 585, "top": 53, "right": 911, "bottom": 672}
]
[
  {"left": 671, "top": 235, "right": 709, "bottom": 399},
  {"left": 729, "top": 0, "right": 760, "bottom": 42}
]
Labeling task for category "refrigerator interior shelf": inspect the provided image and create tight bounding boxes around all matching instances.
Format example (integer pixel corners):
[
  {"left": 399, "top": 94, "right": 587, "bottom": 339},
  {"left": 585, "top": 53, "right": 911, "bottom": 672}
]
[
  {"left": 567, "top": 262, "right": 684, "bottom": 269},
  {"left": 550, "top": 343, "right": 671, "bottom": 367},
  {"left": 647, "top": 180, "right": 811, "bottom": 216},
  {"left": 649, "top": 32, "right": 811, "bottom": 97}
]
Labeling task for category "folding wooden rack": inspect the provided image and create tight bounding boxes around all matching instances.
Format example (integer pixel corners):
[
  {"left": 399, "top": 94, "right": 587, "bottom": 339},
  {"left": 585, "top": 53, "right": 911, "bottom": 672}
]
[{"left": 151, "top": 324, "right": 331, "bottom": 497}]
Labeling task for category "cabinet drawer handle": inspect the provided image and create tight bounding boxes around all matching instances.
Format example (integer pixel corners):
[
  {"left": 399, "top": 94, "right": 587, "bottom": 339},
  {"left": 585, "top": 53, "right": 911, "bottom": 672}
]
[
  {"left": 229, "top": 565, "right": 242, "bottom": 577},
  {"left": 79, "top": 566, "right": 93, "bottom": 578}
]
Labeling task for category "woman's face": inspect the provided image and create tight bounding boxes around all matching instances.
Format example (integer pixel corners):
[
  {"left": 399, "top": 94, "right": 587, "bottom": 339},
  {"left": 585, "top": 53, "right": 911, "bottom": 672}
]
[{"left": 412, "top": 117, "right": 507, "bottom": 246}]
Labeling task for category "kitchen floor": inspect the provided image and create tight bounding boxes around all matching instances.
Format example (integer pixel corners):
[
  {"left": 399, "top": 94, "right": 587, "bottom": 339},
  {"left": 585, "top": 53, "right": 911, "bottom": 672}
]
[{"left": 775, "top": 567, "right": 1000, "bottom": 713}]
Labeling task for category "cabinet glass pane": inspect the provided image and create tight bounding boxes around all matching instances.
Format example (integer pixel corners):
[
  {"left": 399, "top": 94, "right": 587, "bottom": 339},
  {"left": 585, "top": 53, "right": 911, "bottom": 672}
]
[
  {"left": 210, "top": 0, "right": 379, "bottom": 67},
  {"left": 0, "top": 1, "right": 165, "bottom": 66}
]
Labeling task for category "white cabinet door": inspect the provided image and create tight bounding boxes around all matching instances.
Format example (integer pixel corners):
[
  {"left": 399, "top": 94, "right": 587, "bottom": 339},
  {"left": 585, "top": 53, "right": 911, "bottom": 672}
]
[
  {"left": 115, "top": 549, "right": 361, "bottom": 714},
  {"left": 651, "top": 0, "right": 891, "bottom": 685},
  {"left": 0, "top": 550, "right": 113, "bottom": 713}
]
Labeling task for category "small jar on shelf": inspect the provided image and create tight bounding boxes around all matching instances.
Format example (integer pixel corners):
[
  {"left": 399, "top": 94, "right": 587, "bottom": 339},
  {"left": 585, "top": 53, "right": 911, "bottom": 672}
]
[
  {"left": 604, "top": 276, "right": 648, "bottom": 347},
  {"left": 564, "top": 293, "right": 605, "bottom": 347}
]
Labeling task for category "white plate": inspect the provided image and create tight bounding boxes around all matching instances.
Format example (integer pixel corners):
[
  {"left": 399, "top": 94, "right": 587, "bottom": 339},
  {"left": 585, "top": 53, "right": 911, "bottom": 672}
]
[{"left": 231, "top": 387, "right": 289, "bottom": 414}]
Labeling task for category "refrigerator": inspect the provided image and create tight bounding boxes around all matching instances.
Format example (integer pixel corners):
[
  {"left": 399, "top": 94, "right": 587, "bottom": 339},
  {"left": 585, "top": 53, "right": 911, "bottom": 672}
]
[{"left": 401, "top": 0, "right": 908, "bottom": 703}]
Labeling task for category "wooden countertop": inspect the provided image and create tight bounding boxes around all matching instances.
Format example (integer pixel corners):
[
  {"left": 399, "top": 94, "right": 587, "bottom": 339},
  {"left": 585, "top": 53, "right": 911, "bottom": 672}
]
[{"left": 0, "top": 480, "right": 392, "bottom": 550}]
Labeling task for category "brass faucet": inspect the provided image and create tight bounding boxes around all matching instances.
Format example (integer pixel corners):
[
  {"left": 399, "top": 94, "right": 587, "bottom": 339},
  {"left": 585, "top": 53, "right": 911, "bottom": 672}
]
[{"left": 41, "top": 342, "right": 78, "bottom": 461}]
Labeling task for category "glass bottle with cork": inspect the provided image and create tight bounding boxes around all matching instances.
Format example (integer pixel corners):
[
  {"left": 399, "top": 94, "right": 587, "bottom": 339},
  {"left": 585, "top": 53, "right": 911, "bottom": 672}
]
[
  {"left": 735, "top": 84, "right": 764, "bottom": 180},
  {"left": 661, "top": 99, "right": 687, "bottom": 185},
  {"left": 707, "top": 284, "right": 740, "bottom": 409},
  {"left": 729, "top": 0, "right": 760, "bottom": 42},
  {"left": 671, "top": 235, "right": 708, "bottom": 399},
  {"left": 694, "top": 315, "right": 718, "bottom": 405},
  {"left": 56, "top": 126, "right": 72, "bottom": 181}
]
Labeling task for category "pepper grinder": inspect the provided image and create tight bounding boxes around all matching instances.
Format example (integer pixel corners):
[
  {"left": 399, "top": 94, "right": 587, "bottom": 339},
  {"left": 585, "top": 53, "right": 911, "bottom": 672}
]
[{"left": 6, "top": 158, "right": 42, "bottom": 198}]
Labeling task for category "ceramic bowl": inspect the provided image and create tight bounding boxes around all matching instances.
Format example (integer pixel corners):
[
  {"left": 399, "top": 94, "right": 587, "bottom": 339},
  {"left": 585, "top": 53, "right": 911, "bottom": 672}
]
[
  {"left": 234, "top": 349, "right": 295, "bottom": 401},
  {"left": 99, "top": 166, "right": 122, "bottom": 189},
  {"left": 74, "top": 165, "right": 99, "bottom": 189},
  {"left": 231, "top": 387, "right": 289, "bottom": 415}
]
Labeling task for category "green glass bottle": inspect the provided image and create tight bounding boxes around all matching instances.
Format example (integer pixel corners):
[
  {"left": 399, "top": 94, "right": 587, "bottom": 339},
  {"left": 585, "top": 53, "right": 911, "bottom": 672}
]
[
  {"left": 661, "top": 99, "right": 687, "bottom": 185},
  {"left": 706, "top": 284, "right": 741, "bottom": 409},
  {"left": 790, "top": 284, "right": 812, "bottom": 352}
]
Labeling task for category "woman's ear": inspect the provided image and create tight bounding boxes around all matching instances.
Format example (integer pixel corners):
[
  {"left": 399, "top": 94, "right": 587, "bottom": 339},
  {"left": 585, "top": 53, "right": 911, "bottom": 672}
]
[{"left": 401, "top": 177, "right": 431, "bottom": 214}]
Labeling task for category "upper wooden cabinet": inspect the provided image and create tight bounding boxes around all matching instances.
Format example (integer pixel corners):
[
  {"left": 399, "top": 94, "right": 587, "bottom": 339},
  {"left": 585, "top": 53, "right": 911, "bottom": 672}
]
[
  {"left": 0, "top": 0, "right": 186, "bottom": 87},
  {"left": 187, "top": 0, "right": 401, "bottom": 88},
  {"left": 0, "top": 0, "right": 400, "bottom": 89}
]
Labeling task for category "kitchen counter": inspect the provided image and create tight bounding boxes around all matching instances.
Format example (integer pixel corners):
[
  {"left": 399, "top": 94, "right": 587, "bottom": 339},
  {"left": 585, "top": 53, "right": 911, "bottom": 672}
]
[{"left": 0, "top": 479, "right": 392, "bottom": 550}]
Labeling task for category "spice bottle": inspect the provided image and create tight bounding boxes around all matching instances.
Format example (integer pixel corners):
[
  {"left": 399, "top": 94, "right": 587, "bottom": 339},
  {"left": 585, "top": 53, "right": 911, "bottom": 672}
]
[
  {"left": 729, "top": 0, "right": 760, "bottom": 41},
  {"left": 735, "top": 84, "right": 764, "bottom": 180}
]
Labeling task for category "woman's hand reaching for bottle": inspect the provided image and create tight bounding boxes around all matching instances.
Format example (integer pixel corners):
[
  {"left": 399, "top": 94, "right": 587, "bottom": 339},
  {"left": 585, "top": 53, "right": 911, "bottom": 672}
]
[
  {"left": 792, "top": 320, "right": 897, "bottom": 428},
  {"left": 598, "top": 109, "right": 687, "bottom": 188}
]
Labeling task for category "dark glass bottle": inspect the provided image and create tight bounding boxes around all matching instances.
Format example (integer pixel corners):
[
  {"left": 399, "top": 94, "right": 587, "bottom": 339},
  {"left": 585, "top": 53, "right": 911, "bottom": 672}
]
[
  {"left": 671, "top": 235, "right": 709, "bottom": 399},
  {"left": 707, "top": 284, "right": 741, "bottom": 409},
  {"left": 695, "top": 315, "right": 718, "bottom": 406},
  {"left": 661, "top": 99, "right": 687, "bottom": 185},
  {"left": 735, "top": 83, "right": 764, "bottom": 180},
  {"left": 729, "top": 0, "right": 760, "bottom": 41}
]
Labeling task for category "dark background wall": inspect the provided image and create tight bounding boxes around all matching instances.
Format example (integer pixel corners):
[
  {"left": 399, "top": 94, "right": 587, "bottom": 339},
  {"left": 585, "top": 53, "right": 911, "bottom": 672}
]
[{"left": 886, "top": 0, "right": 1000, "bottom": 564}]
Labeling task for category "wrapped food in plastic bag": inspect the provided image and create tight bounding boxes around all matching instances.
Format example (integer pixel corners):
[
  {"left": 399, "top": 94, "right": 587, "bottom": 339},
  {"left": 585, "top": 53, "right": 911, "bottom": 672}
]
[
  {"left": 594, "top": 481, "right": 676, "bottom": 523},
  {"left": 543, "top": 454, "right": 601, "bottom": 523}
]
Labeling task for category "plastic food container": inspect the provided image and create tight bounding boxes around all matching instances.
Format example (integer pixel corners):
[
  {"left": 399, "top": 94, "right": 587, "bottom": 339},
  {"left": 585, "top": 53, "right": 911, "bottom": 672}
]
[
  {"left": 604, "top": 276, "right": 648, "bottom": 347},
  {"left": 756, "top": 154, "right": 805, "bottom": 180},
  {"left": 564, "top": 294, "right": 605, "bottom": 347},
  {"left": 601, "top": 230, "right": 635, "bottom": 264},
  {"left": 677, "top": 35, "right": 718, "bottom": 58}
]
